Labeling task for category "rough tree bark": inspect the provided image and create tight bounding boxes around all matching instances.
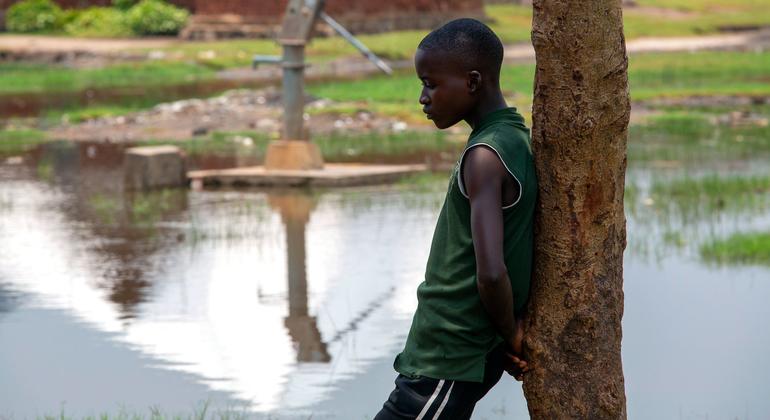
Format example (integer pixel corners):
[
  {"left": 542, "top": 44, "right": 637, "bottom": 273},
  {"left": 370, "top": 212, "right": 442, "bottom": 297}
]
[{"left": 523, "top": 0, "right": 630, "bottom": 418}]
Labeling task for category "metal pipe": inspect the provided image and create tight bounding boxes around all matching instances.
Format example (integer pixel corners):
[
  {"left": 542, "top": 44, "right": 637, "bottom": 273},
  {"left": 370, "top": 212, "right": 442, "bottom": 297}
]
[
  {"left": 282, "top": 44, "right": 307, "bottom": 140},
  {"left": 252, "top": 55, "right": 282, "bottom": 69},
  {"left": 320, "top": 12, "right": 393, "bottom": 75}
]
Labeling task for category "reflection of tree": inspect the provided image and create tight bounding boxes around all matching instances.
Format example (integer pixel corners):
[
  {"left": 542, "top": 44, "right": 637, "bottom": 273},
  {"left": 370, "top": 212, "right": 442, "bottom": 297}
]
[
  {"left": 268, "top": 193, "right": 331, "bottom": 363},
  {"left": 32, "top": 141, "right": 189, "bottom": 319}
]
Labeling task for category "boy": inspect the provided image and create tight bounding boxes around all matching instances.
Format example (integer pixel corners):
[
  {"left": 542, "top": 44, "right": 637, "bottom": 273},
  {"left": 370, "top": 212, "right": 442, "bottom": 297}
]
[{"left": 374, "top": 18, "right": 535, "bottom": 419}]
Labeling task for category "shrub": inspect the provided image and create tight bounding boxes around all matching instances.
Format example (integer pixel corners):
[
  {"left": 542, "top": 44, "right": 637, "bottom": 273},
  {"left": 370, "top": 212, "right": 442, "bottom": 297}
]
[
  {"left": 112, "top": 0, "right": 137, "bottom": 11},
  {"left": 126, "top": 0, "right": 189, "bottom": 36},
  {"left": 6, "top": 0, "right": 63, "bottom": 33},
  {"left": 59, "top": 9, "right": 82, "bottom": 28},
  {"left": 64, "top": 7, "right": 132, "bottom": 37}
]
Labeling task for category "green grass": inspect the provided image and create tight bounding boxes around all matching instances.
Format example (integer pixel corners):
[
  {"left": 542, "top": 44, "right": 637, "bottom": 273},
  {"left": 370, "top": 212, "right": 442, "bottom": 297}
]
[
  {"left": 651, "top": 174, "right": 770, "bottom": 199},
  {"left": 700, "top": 232, "right": 770, "bottom": 265},
  {"left": 0, "top": 128, "right": 47, "bottom": 155},
  {"left": 0, "top": 62, "right": 215, "bottom": 95},
  {"left": 629, "top": 51, "right": 770, "bottom": 100},
  {"left": 628, "top": 112, "right": 770, "bottom": 163},
  {"left": 306, "top": 64, "right": 536, "bottom": 122},
  {"left": 48, "top": 104, "right": 152, "bottom": 124}
]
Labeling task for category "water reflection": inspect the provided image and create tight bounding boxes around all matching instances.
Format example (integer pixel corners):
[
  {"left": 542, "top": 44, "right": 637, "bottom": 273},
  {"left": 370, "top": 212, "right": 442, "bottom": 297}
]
[
  {"left": 2, "top": 135, "right": 770, "bottom": 418},
  {"left": 269, "top": 193, "right": 331, "bottom": 363},
  {"left": 0, "top": 284, "right": 21, "bottom": 314},
  {"left": 31, "top": 141, "right": 192, "bottom": 319},
  {"left": 0, "top": 143, "right": 439, "bottom": 415}
]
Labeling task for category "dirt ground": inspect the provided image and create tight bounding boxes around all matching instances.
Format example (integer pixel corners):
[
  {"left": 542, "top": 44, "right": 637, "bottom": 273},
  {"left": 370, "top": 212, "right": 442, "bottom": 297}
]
[{"left": 46, "top": 87, "right": 441, "bottom": 142}]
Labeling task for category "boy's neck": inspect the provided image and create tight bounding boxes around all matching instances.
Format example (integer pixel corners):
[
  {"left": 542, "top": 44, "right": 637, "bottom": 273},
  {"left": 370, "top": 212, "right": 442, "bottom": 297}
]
[{"left": 464, "top": 89, "right": 509, "bottom": 131}]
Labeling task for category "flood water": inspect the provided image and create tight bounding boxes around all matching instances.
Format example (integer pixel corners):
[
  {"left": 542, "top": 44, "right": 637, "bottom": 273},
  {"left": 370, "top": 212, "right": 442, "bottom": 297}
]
[{"left": 1, "top": 139, "right": 770, "bottom": 419}]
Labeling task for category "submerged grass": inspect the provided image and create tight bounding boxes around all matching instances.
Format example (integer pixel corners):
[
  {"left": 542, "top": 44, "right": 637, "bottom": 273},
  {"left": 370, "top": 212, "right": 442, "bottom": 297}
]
[
  {"left": 624, "top": 170, "right": 770, "bottom": 260},
  {"left": 643, "top": 172, "right": 770, "bottom": 219},
  {"left": 700, "top": 232, "right": 770, "bottom": 266},
  {"left": 646, "top": 173, "right": 770, "bottom": 221}
]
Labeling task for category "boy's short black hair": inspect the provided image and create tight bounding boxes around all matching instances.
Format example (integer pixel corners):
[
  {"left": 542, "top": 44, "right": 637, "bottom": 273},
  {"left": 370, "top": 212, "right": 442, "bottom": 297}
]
[{"left": 418, "top": 18, "right": 504, "bottom": 81}]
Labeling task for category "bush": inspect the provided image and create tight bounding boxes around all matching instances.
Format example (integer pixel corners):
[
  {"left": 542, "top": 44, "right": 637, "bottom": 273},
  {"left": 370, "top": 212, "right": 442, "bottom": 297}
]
[
  {"left": 112, "top": 0, "right": 137, "bottom": 11},
  {"left": 126, "top": 0, "right": 189, "bottom": 36},
  {"left": 64, "top": 7, "right": 132, "bottom": 37},
  {"left": 6, "top": 0, "right": 63, "bottom": 33},
  {"left": 59, "top": 9, "right": 82, "bottom": 28}
]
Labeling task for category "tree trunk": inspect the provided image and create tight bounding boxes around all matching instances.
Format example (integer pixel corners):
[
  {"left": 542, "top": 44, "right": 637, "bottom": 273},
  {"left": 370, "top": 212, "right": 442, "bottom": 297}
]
[{"left": 523, "top": 0, "right": 629, "bottom": 418}]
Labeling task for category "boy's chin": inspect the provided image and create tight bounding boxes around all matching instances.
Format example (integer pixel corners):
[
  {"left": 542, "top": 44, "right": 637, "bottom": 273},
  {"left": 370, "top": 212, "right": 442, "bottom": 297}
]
[{"left": 432, "top": 118, "right": 458, "bottom": 130}]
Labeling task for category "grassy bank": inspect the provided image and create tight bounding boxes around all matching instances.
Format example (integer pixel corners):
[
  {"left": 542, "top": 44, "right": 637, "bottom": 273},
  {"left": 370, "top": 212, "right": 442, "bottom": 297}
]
[
  {"left": 0, "top": 128, "right": 47, "bottom": 154},
  {"left": 0, "top": 62, "right": 215, "bottom": 95},
  {"left": 628, "top": 111, "right": 770, "bottom": 163},
  {"left": 150, "top": 129, "right": 457, "bottom": 162}
]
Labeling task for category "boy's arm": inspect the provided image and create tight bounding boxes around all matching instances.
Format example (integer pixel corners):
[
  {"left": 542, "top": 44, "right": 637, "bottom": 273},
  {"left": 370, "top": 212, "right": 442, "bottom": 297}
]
[{"left": 461, "top": 145, "right": 522, "bottom": 354}]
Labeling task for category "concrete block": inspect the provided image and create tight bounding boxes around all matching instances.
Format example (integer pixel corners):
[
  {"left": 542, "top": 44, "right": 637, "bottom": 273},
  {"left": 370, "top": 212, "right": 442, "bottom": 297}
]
[
  {"left": 124, "top": 145, "right": 187, "bottom": 191},
  {"left": 264, "top": 140, "right": 324, "bottom": 171}
]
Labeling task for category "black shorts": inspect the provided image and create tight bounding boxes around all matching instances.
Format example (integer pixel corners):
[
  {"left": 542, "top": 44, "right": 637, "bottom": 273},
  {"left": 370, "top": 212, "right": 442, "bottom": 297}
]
[{"left": 374, "top": 344, "right": 505, "bottom": 420}]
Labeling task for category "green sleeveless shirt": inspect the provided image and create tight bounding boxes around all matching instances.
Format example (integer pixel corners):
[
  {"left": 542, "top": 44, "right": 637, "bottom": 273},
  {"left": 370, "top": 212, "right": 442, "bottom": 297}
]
[{"left": 394, "top": 107, "right": 536, "bottom": 383}]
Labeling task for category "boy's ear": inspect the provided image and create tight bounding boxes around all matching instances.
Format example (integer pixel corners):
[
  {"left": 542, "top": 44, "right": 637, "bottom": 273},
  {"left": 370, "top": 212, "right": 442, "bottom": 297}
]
[{"left": 468, "top": 71, "right": 482, "bottom": 93}]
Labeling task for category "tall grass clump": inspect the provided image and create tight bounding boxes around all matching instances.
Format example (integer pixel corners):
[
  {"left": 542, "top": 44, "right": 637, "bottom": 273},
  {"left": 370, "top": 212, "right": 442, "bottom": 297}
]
[{"left": 700, "top": 232, "right": 770, "bottom": 266}]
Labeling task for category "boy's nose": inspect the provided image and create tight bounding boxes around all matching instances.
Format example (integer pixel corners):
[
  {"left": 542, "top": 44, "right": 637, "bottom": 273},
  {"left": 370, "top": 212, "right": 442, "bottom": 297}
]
[{"left": 419, "top": 92, "right": 430, "bottom": 105}]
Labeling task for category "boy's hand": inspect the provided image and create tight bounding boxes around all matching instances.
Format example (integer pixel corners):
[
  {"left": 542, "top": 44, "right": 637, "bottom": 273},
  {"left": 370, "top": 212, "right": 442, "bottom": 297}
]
[
  {"left": 503, "top": 318, "right": 529, "bottom": 381},
  {"left": 503, "top": 352, "right": 529, "bottom": 381}
]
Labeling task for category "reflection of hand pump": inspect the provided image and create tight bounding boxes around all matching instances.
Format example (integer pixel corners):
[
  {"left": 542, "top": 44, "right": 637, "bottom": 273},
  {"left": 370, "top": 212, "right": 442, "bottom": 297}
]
[
  {"left": 268, "top": 193, "right": 331, "bottom": 363},
  {"left": 252, "top": 0, "right": 393, "bottom": 171}
]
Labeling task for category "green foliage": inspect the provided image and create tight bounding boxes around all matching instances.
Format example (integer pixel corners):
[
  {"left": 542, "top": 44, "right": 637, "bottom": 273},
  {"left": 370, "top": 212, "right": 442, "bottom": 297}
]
[
  {"left": 126, "top": 0, "right": 189, "bottom": 36},
  {"left": 59, "top": 9, "right": 81, "bottom": 27},
  {"left": 5, "top": 0, "right": 63, "bottom": 33},
  {"left": 112, "top": 0, "right": 137, "bottom": 11},
  {"left": 700, "top": 232, "right": 770, "bottom": 266},
  {"left": 64, "top": 7, "right": 132, "bottom": 37}
]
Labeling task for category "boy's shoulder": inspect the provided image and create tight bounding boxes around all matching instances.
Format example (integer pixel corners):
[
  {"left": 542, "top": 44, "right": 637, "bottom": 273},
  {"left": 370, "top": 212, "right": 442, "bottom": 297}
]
[{"left": 468, "top": 115, "right": 531, "bottom": 156}]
